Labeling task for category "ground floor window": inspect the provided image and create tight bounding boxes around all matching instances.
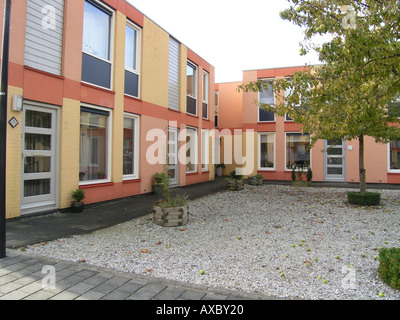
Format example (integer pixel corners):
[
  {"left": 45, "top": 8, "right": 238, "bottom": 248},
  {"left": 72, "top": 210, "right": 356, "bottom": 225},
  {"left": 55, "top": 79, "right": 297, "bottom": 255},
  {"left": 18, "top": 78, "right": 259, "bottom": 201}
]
[
  {"left": 79, "top": 106, "right": 110, "bottom": 183},
  {"left": 186, "top": 127, "right": 197, "bottom": 173},
  {"left": 286, "top": 133, "right": 310, "bottom": 170},
  {"left": 123, "top": 114, "right": 139, "bottom": 179},
  {"left": 201, "top": 129, "right": 209, "bottom": 171},
  {"left": 259, "top": 132, "right": 275, "bottom": 170},
  {"left": 389, "top": 141, "right": 400, "bottom": 171}
]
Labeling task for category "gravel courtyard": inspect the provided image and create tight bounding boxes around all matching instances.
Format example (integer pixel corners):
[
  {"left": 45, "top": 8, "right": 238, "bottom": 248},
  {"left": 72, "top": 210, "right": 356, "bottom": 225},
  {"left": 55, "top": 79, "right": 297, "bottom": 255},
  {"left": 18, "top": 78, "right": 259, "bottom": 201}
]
[{"left": 26, "top": 185, "right": 400, "bottom": 300}]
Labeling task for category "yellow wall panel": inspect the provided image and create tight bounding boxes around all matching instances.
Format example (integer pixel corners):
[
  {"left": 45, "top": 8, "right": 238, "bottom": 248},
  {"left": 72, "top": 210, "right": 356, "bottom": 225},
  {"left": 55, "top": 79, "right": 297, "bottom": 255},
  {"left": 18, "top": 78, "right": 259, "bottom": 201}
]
[
  {"left": 6, "top": 87, "right": 23, "bottom": 218},
  {"left": 141, "top": 17, "right": 169, "bottom": 108}
]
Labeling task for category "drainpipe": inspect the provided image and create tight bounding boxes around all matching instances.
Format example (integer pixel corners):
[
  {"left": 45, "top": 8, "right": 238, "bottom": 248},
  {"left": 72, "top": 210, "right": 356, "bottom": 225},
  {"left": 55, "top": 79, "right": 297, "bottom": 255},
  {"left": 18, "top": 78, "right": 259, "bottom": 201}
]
[{"left": 0, "top": 0, "right": 11, "bottom": 259}]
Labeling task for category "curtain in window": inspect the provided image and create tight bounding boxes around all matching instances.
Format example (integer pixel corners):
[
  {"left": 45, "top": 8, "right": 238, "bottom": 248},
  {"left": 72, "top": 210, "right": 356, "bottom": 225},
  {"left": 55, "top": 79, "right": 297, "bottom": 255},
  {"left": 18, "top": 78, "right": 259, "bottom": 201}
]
[
  {"left": 80, "top": 110, "right": 108, "bottom": 181},
  {"left": 83, "top": 0, "right": 111, "bottom": 60}
]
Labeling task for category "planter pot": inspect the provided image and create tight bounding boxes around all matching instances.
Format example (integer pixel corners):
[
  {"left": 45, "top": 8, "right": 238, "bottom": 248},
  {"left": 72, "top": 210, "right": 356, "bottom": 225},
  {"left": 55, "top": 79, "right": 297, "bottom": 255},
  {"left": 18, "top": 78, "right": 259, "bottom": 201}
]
[
  {"left": 291, "top": 181, "right": 311, "bottom": 187},
  {"left": 71, "top": 201, "right": 84, "bottom": 213},
  {"left": 153, "top": 185, "right": 163, "bottom": 195},
  {"left": 153, "top": 205, "right": 189, "bottom": 227},
  {"left": 226, "top": 178, "right": 244, "bottom": 191},
  {"left": 248, "top": 177, "right": 263, "bottom": 186},
  {"left": 216, "top": 166, "right": 223, "bottom": 177}
]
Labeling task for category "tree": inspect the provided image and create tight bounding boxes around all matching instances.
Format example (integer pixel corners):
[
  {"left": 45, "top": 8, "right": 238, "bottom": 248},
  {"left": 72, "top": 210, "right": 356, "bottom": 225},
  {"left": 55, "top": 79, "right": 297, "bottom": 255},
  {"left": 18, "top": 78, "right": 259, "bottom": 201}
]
[{"left": 239, "top": 0, "right": 400, "bottom": 194}]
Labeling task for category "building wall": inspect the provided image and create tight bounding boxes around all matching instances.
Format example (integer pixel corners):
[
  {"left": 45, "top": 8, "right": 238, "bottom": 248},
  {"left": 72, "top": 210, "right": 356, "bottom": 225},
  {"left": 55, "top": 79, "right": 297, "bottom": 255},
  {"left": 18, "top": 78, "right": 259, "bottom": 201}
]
[
  {"left": 2, "top": 0, "right": 215, "bottom": 219},
  {"left": 216, "top": 66, "right": 400, "bottom": 185}
]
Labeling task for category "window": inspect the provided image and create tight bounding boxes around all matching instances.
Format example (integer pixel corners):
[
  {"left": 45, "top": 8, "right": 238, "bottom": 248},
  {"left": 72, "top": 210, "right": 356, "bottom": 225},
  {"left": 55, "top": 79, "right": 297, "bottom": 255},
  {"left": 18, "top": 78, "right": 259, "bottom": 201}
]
[
  {"left": 389, "top": 141, "right": 400, "bottom": 171},
  {"left": 259, "top": 133, "right": 275, "bottom": 170},
  {"left": 202, "top": 129, "right": 209, "bottom": 171},
  {"left": 123, "top": 115, "right": 139, "bottom": 179},
  {"left": 215, "top": 91, "right": 219, "bottom": 127},
  {"left": 124, "top": 23, "right": 141, "bottom": 98},
  {"left": 286, "top": 133, "right": 311, "bottom": 170},
  {"left": 82, "top": 0, "right": 113, "bottom": 89},
  {"left": 186, "top": 127, "right": 197, "bottom": 173},
  {"left": 202, "top": 71, "right": 209, "bottom": 119},
  {"left": 79, "top": 106, "right": 111, "bottom": 183},
  {"left": 187, "top": 61, "right": 197, "bottom": 116},
  {"left": 258, "top": 81, "right": 275, "bottom": 122}
]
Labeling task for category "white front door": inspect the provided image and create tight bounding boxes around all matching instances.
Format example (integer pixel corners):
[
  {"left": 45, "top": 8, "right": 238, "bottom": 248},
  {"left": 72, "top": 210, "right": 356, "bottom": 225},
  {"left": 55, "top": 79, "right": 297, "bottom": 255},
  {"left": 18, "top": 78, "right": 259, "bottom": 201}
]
[
  {"left": 168, "top": 127, "right": 179, "bottom": 187},
  {"left": 21, "top": 104, "right": 58, "bottom": 215},
  {"left": 324, "top": 139, "right": 346, "bottom": 182}
]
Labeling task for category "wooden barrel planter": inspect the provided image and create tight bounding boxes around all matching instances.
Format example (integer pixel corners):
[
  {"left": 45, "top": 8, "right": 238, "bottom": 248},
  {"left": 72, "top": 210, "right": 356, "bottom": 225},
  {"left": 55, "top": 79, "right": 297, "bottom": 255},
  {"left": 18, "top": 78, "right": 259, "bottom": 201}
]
[{"left": 153, "top": 205, "right": 189, "bottom": 227}]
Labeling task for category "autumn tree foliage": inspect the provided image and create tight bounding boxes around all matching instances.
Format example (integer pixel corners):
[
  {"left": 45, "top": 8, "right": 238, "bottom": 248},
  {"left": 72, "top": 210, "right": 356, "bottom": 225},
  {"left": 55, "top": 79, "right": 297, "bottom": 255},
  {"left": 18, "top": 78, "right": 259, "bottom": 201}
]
[{"left": 239, "top": 0, "right": 400, "bottom": 194}]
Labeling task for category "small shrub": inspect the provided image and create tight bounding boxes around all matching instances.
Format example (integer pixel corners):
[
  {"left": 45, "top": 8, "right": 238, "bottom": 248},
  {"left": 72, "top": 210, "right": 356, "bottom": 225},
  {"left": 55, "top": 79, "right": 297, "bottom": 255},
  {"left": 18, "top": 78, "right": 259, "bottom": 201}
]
[
  {"left": 378, "top": 247, "right": 400, "bottom": 290},
  {"left": 307, "top": 168, "right": 313, "bottom": 182},
  {"left": 71, "top": 189, "right": 85, "bottom": 202},
  {"left": 347, "top": 191, "right": 381, "bottom": 206},
  {"left": 291, "top": 167, "right": 296, "bottom": 181},
  {"left": 158, "top": 194, "right": 190, "bottom": 208},
  {"left": 229, "top": 170, "right": 243, "bottom": 180}
]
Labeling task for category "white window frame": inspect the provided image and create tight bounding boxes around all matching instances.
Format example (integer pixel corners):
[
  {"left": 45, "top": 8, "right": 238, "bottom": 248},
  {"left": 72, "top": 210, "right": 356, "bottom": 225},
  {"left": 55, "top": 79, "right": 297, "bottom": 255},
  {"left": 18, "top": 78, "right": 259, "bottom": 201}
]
[
  {"left": 258, "top": 132, "right": 276, "bottom": 171},
  {"left": 79, "top": 103, "right": 112, "bottom": 186},
  {"left": 285, "top": 132, "right": 312, "bottom": 171},
  {"left": 123, "top": 113, "right": 140, "bottom": 180},
  {"left": 82, "top": 0, "right": 115, "bottom": 90},
  {"left": 201, "top": 129, "right": 209, "bottom": 171},
  {"left": 124, "top": 20, "right": 141, "bottom": 99},
  {"left": 388, "top": 141, "right": 400, "bottom": 173},
  {"left": 202, "top": 71, "right": 209, "bottom": 119},
  {"left": 258, "top": 78, "right": 276, "bottom": 123},
  {"left": 187, "top": 61, "right": 197, "bottom": 99},
  {"left": 186, "top": 127, "right": 198, "bottom": 173}
]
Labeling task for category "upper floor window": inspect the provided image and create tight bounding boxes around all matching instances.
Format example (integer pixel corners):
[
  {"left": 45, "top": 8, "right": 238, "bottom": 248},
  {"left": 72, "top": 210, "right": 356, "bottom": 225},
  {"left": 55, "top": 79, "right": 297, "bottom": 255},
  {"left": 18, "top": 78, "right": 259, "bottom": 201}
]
[
  {"left": 202, "top": 71, "right": 209, "bottom": 119},
  {"left": 258, "top": 80, "right": 275, "bottom": 122},
  {"left": 124, "top": 22, "right": 141, "bottom": 98},
  {"left": 187, "top": 61, "right": 197, "bottom": 116},
  {"left": 82, "top": 0, "right": 113, "bottom": 89}
]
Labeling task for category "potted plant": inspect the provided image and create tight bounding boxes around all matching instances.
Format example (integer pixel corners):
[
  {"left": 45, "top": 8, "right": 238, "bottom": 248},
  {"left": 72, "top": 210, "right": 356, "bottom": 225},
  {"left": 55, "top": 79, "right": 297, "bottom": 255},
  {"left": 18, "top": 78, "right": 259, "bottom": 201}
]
[
  {"left": 71, "top": 188, "right": 85, "bottom": 213},
  {"left": 152, "top": 172, "right": 166, "bottom": 195},
  {"left": 152, "top": 163, "right": 190, "bottom": 227},
  {"left": 216, "top": 163, "right": 226, "bottom": 177},
  {"left": 291, "top": 167, "right": 311, "bottom": 187},
  {"left": 226, "top": 170, "right": 244, "bottom": 191},
  {"left": 79, "top": 171, "right": 86, "bottom": 181},
  {"left": 248, "top": 174, "right": 263, "bottom": 185}
]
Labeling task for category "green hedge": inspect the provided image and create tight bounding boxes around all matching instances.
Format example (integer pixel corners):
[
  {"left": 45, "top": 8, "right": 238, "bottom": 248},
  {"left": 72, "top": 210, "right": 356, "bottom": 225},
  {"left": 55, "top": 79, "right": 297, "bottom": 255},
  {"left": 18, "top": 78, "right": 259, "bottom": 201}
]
[
  {"left": 378, "top": 247, "right": 400, "bottom": 290},
  {"left": 347, "top": 191, "right": 381, "bottom": 206}
]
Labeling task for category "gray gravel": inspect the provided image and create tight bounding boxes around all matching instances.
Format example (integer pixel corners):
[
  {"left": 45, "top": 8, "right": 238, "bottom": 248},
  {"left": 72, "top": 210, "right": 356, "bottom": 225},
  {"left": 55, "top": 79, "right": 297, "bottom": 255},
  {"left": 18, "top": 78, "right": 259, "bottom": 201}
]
[{"left": 26, "top": 185, "right": 400, "bottom": 300}]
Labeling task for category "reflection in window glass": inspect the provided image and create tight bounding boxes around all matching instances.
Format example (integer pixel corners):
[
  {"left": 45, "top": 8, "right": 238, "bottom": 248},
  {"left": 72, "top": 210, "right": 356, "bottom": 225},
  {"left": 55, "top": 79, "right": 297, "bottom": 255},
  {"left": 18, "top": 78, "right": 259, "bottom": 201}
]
[
  {"left": 125, "top": 25, "right": 137, "bottom": 71},
  {"left": 259, "top": 133, "right": 274, "bottom": 169},
  {"left": 123, "top": 118, "right": 134, "bottom": 176},
  {"left": 390, "top": 141, "right": 400, "bottom": 170},
  {"left": 286, "top": 133, "right": 310, "bottom": 170},
  {"left": 79, "top": 110, "right": 108, "bottom": 181}
]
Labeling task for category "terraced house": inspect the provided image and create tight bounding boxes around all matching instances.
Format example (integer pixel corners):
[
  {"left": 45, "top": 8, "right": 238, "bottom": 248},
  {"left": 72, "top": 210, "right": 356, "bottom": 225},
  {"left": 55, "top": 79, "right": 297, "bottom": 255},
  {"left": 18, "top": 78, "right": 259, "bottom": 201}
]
[
  {"left": 1, "top": 0, "right": 215, "bottom": 218},
  {"left": 215, "top": 66, "right": 400, "bottom": 185}
]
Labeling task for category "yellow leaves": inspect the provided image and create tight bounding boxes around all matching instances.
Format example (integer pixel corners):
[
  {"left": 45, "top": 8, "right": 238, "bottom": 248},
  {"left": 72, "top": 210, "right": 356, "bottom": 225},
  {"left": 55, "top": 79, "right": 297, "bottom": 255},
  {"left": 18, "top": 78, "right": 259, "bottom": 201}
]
[{"left": 141, "top": 249, "right": 149, "bottom": 254}]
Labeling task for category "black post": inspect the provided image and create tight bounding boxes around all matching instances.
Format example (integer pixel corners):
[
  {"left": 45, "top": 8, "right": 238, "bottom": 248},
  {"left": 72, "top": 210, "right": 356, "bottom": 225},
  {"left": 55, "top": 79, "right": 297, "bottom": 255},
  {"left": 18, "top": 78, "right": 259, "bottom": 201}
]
[{"left": 0, "top": 0, "right": 11, "bottom": 259}]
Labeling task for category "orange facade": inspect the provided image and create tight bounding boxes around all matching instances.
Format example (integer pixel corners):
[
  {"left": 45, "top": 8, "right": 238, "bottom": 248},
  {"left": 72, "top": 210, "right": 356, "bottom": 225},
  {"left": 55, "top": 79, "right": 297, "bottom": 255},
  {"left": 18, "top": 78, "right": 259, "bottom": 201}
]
[
  {"left": 1, "top": 0, "right": 215, "bottom": 218},
  {"left": 216, "top": 66, "right": 400, "bottom": 185}
]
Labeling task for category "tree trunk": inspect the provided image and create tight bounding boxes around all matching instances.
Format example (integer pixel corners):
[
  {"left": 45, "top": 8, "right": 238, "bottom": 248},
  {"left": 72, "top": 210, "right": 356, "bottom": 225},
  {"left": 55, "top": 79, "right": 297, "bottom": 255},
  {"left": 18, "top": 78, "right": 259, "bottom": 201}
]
[{"left": 359, "top": 135, "right": 366, "bottom": 194}]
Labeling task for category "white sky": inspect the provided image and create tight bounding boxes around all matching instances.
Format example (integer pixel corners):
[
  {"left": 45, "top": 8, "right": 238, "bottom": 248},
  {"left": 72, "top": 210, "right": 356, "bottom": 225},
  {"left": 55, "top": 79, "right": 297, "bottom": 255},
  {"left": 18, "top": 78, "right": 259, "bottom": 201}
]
[{"left": 127, "top": 0, "right": 323, "bottom": 83}]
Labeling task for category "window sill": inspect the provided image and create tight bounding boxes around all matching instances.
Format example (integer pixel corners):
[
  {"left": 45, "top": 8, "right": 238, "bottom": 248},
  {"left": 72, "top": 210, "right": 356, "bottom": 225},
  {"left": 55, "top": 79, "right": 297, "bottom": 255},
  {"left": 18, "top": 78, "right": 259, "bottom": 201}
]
[
  {"left": 257, "top": 169, "right": 276, "bottom": 172},
  {"left": 24, "top": 66, "right": 65, "bottom": 80},
  {"left": 79, "top": 182, "right": 115, "bottom": 189},
  {"left": 186, "top": 113, "right": 198, "bottom": 118},
  {"left": 388, "top": 171, "right": 400, "bottom": 174},
  {"left": 123, "top": 179, "right": 141, "bottom": 184},
  {"left": 124, "top": 94, "right": 142, "bottom": 102},
  {"left": 81, "top": 81, "right": 115, "bottom": 94},
  {"left": 186, "top": 172, "right": 199, "bottom": 176}
]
